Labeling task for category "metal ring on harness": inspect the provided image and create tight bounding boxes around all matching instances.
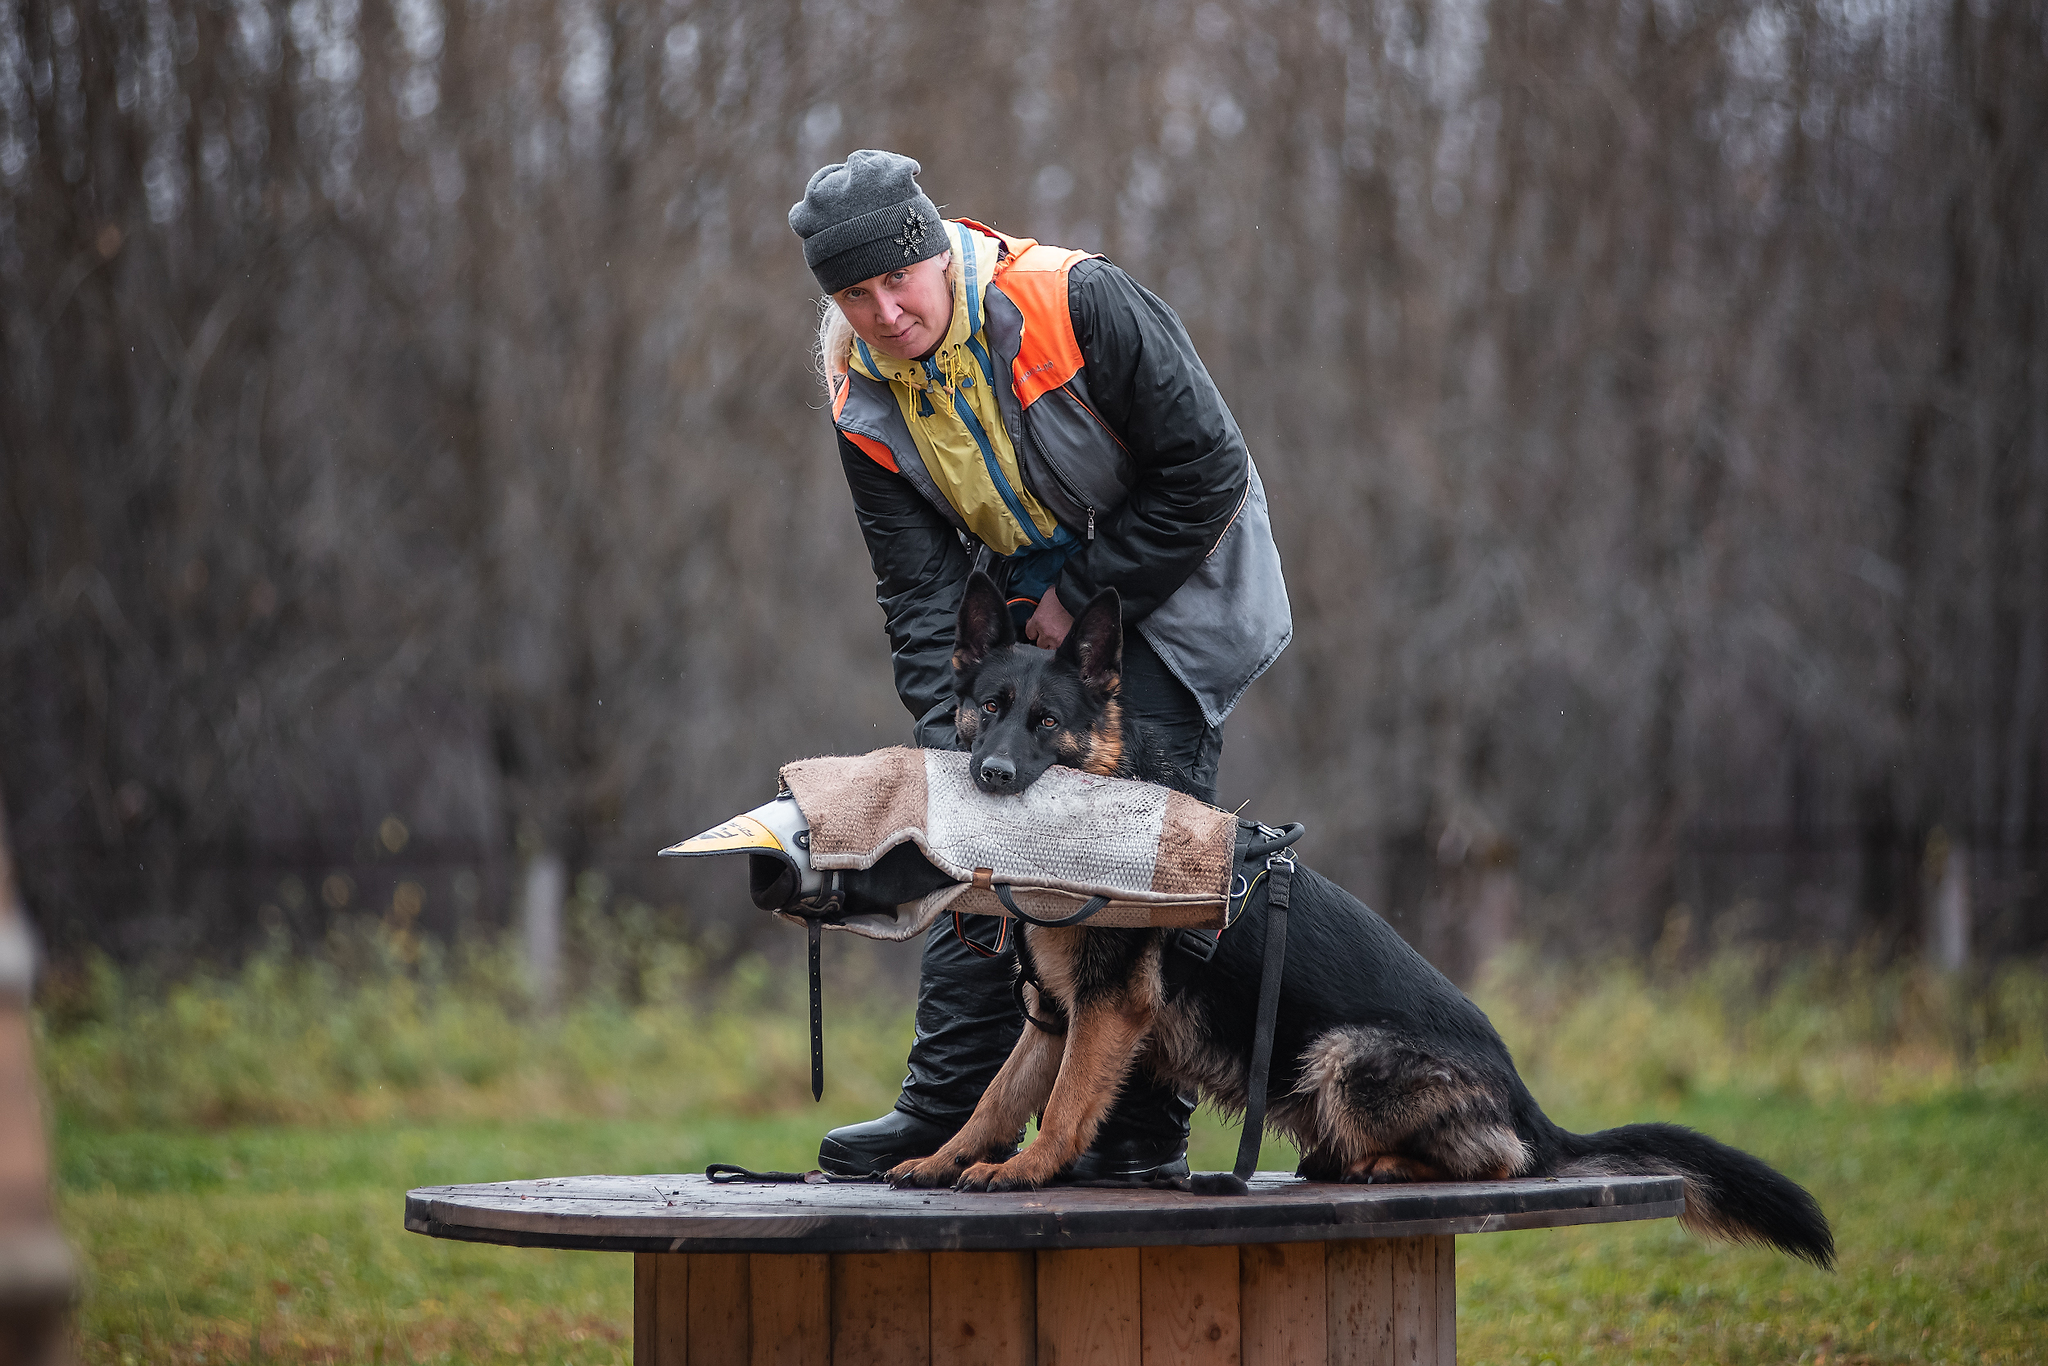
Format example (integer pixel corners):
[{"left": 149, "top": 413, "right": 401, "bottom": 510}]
[
  {"left": 1227, "top": 823, "right": 1305, "bottom": 926},
  {"left": 992, "top": 885, "right": 1112, "bottom": 927}
]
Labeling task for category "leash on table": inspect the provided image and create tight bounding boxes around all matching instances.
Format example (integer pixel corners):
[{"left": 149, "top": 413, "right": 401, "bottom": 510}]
[{"left": 705, "top": 1163, "right": 882, "bottom": 1185}]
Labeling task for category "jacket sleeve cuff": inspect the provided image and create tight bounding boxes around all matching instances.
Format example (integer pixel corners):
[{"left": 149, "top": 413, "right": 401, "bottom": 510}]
[{"left": 913, "top": 700, "right": 965, "bottom": 751}]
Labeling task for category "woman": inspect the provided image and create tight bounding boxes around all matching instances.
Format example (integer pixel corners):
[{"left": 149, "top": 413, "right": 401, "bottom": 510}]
[{"left": 790, "top": 150, "right": 1290, "bottom": 1180}]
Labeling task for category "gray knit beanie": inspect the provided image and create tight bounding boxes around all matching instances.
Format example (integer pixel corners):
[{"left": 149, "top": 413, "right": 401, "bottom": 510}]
[{"left": 789, "top": 150, "right": 946, "bottom": 295}]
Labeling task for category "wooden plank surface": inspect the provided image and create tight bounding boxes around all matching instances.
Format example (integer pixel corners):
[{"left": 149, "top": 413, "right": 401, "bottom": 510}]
[
  {"left": 1038, "top": 1247, "right": 1141, "bottom": 1366},
  {"left": 748, "top": 1253, "right": 828, "bottom": 1366},
  {"left": 831, "top": 1251, "right": 930, "bottom": 1366},
  {"left": 1239, "top": 1241, "right": 1325, "bottom": 1366},
  {"left": 635, "top": 1253, "right": 656, "bottom": 1365},
  {"left": 1389, "top": 1238, "right": 1436, "bottom": 1366},
  {"left": 932, "top": 1250, "right": 1034, "bottom": 1366},
  {"left": 1140, "top": 1245, "right": 1239, "bottom": 1366},
  {"left": 1433, "top": 1239, "right": 1456, "bottom": 1366},
  {"left": 686, "top": 1253, "right": 749, "bottom": 1366},
  {"left": 1326, "top": 1239, "right": 1393, "bottom": 1366},
  {"left": 651, "top": 1253, "right": 692, "bottom": 1359},
  {"left": 405, "top": 1173, "right": 1686, "bottom": 1254}
]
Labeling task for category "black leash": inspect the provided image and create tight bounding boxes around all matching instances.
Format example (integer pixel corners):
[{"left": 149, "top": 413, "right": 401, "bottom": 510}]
[
  {"left": 706, "top": 1163, "right": 882, "bottom": 1185},
  {"left": 807, "top": 917, "right": 823, "bottom": 1102},
  {"left": 795, "top": 872, "right": 846, "bottom": 1104},
  {"left": 1232, "top": 825, "right": 1301, "bottom": 1184}
]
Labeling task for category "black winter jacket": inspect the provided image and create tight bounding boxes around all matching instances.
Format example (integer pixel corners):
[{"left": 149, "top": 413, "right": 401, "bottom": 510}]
[{"left": 839, "top": 258, "right": 1251, "bottom": 744}]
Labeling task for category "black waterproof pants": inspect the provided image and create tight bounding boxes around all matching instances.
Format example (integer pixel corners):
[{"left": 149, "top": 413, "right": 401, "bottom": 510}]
[{"left": 892, "top": 632, "right": 1223, "bottom": 1137}]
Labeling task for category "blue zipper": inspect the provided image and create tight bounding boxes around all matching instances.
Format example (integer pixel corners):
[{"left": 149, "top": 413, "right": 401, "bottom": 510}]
[
  {"left": 929, "top": 357, "right": 1052, "bottom": 550},
  {"left": 936, "top": 226, "right": 1052, "bottom": 550}
]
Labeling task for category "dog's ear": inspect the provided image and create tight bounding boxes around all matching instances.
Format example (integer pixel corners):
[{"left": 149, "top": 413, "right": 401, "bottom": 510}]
[
  {"left": 1057, "top": 587, "right": 1123, "bottom": 695},
  {"left": 953, "top": 571, "right": 1016, "bottom": 675}
]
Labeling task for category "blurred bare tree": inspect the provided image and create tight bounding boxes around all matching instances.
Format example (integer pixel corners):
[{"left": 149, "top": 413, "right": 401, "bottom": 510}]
[{"left": 2, "top": 0, "right": 2042, "bottom": 978}]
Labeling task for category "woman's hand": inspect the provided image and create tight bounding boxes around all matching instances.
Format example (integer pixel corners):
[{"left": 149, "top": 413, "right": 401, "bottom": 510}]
[{"left": 1025, "top": 588, "right": 1074, "bottom": 649}]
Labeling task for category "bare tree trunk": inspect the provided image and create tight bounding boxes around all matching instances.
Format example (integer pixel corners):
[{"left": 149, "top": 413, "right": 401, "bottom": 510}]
[
  {"left": 521, "top": 846, "right": 566, "bottom": 1011},
  {"left": 1929, "top": 829, "right": 1972, "bottom": 973}
]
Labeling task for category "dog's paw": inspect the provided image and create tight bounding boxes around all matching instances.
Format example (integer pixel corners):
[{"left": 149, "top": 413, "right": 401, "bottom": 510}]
[
  {"left": 1343, "top": 1154, "right": 1441, "bottom": 1184},
  {"left": 888, "top": 1155, "right": 960, "bottom": 1189},
  {"left": 956, "top": 1160, "right": 1048, "bottom": 1193},
  {"left": 952, "top": 1162, "right": 1008, "bottom": 1191}
]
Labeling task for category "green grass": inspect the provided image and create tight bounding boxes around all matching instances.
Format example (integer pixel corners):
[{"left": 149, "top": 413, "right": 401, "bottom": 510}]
[
  {"left": 57, "top": 1096, "right": 2047, "bottom": 1365},
  {"left": 1456, "top": 1092, "right": 2048, "bottom": 1364},
  {"left": 37, "top": 927, "right": 2048, "bottom": 1364}
]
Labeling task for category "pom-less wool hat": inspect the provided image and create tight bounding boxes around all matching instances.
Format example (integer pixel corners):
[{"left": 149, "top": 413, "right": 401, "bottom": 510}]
[{"left": 789, "top": 149, "right": 946, "bottom": 294}]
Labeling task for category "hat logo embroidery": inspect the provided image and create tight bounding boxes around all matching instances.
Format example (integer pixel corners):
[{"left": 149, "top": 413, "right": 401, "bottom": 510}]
[{"left": 894, "top": 208, "right": 928, "bottom": 258}]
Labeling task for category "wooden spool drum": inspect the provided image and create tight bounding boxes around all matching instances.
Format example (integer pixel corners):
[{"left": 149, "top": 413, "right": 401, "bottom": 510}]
[{"left": 407, "top": 1171, "right": 1683, "bottom": 1364}]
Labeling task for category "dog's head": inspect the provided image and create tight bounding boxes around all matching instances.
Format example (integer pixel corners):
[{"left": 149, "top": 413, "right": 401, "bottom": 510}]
[{"left": 951, "top": 571, "right": 1126, "bottom": 795}]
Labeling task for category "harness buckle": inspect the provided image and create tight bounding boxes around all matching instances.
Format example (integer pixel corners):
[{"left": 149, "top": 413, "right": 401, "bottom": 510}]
[{"left": 1172, "top": 927, "right": 1221, "bottom": 964}]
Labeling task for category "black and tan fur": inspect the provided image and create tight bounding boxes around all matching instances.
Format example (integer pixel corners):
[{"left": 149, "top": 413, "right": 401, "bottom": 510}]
[
  {"left": 950, "top": 572, "right": 1181, "bottom": 796},
  {"left": 852, "top": 574, "right": 1832, "bottom": 1266}
]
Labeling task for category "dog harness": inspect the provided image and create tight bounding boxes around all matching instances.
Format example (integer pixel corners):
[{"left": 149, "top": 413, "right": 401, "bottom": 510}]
[{"left": 663, "top": 748, "right": 1304, "bottom": 1189}]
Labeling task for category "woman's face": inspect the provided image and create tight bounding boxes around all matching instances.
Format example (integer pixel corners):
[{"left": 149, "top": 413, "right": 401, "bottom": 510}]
[{"left": 834, "top": 252, "right": 953, "bottom": 361}]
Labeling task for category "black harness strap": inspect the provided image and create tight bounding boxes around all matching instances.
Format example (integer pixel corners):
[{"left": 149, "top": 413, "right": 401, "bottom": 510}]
[
  {"left": 1012, "top": 969, "right": 1068, "bottom": 1035},
  {"left": 993, "top": 885, "right": 1112, "bottom": 927},
  {"left": 1232, "top": 825, "right": 1302, "bottom": 1184}
]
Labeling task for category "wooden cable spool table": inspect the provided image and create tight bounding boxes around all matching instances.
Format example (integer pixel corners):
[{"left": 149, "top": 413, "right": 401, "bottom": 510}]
[{"left": 406, "top": 1170, "right": 1682, "bottom": 1364}]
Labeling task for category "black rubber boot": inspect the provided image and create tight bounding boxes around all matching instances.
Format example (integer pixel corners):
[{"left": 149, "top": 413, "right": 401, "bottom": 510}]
[
  {"left": 818, "top": 1107, "right": 982, "bottom": 1177},
  {"left": 1063, "top": 1072, "right": 1195, "bottom": 1183}
]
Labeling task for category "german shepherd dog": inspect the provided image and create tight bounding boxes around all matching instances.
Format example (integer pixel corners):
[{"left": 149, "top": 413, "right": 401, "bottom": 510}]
[{"left": 861, "top": 572, "right": 1832, "bottom": 1265}]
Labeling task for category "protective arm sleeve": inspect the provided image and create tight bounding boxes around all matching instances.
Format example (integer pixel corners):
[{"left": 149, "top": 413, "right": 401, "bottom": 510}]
[
  {"left": 1052, "top": 258, "right": 1250, "bottom": 622},
  {"left": 838, "top": 433, "right": 971, "bottom": 750}
]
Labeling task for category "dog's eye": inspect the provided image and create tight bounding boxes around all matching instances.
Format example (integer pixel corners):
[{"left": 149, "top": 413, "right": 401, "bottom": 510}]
[
  {"left": 983, "top": 700, "right": 999, "bottom": 714},
  {"left": 1039, "top": 715, "right": 1057, "bottom": 728}
]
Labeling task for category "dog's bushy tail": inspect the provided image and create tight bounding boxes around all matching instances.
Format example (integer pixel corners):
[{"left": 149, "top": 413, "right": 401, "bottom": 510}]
[{"left": 1556, "top": 1122, "right": 1834, "bottom": 1268}]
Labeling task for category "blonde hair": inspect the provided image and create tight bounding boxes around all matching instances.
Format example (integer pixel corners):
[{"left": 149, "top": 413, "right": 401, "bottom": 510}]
[
  {"left": 815, "top": 295, "right": 856, "bottom": 400},
  {"left": 813, "top": 252, "right": 959, "bottom": 403}
]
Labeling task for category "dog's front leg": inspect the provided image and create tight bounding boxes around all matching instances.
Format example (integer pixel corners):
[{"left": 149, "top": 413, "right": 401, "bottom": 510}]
[
  {"left": 958, "top": 996, "right": 1154, "bottom": 1192},
  {"left": 887, "top": 1003, "right": 1062, "bottom": 1189}
]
